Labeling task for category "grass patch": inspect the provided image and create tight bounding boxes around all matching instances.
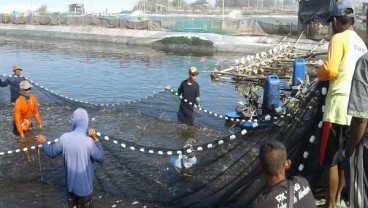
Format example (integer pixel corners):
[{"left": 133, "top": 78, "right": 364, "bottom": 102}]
[{"left": 157, "top": 36, "right": 213, "bottom": 46}]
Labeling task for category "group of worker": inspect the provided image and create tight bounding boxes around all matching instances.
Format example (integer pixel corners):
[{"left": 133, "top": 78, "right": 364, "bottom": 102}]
[
  {"left": 2, "top": 0, "right": 368, "bottom": 207},
  {"left": 0, "top": 65, "right": 104, "bottom": 208},
  {"left": 0, "top": 64, "right": 42, "bottom": 138},
  {"left": 0, "top": 63, "right": 201, "bottom": 207}
]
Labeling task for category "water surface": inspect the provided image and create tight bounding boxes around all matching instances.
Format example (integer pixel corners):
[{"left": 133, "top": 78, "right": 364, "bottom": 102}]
[{"left": 0, "top": 36, "right": 269, "bottom": 207}]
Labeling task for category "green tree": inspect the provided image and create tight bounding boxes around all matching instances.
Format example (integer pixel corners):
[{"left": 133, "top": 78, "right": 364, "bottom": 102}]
[
  {"left": 215, "top": 0, "right": 249, "bottom": 8},
  {"left": 191, "top": 0, "right": 210, "bottom": 6},
  {"left": 172, "top": 0, "right": 190, "bottom": 9},
  {"left": 36, "top": 4, "right": 48, "bottom": 14},
  {"left": 135, "top": 0, "right": 185, "bottom": 12}
]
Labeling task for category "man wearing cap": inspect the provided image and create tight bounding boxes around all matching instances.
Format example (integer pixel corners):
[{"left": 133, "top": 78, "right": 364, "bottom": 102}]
[
  {"left": 0, "top": 64, "right": 27, "bottom": 104},
  {"left": 14, "top": 80, "right": 42, "bottom": 138},
  {"left": 166, "top": 67, "right": 201, "bottom": 125},
  {"left": 316, "top": 0, "right": 367, "bottom": 207}
]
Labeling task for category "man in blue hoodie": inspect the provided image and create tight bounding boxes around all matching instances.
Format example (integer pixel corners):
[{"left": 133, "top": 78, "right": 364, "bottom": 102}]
[{"left": 36, "top": 108, "right": 104, "bottom": 208}]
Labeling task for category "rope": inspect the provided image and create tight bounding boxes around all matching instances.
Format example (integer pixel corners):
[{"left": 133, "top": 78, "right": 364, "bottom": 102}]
[
  {"left": 0, "top": 78, "right": 319, "bottom": 157},
  {"left": 1, "top": 74, "right": 166, "bottom": 108},
  {"left": 1, "top": 74, "right": 316, "bottom": 133},
  {"left": 297, "top": 83, "right": 327, "bottom": 173},
  {"left": 0, "top": 90, "right": 319, "bottom": 160},
  {"left": 38, "top": 148, "right": 44, "bottom": 183},
  {"left": 0, "top": 129, "right": 246, "bottom": 157}
]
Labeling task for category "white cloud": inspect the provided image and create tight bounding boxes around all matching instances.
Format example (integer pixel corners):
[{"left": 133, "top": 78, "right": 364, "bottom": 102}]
[{"left": 0, "top": 4, "right": 30, "bottom": 13}]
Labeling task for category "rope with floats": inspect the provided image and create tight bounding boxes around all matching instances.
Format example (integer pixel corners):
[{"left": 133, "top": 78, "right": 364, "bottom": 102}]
[
  {"left": 297, "top": 84, "right": 327, "bottom": 173},
  {"left": 0, "top": 74, "right": 285, "bottom": 129},
  {"left": 167, "top": 78, "right": 317, "bottom": 129},
  {"left": 1, "top": 74, "right": 165, "bottom": 108},
  {"left": 0, "top": 128, "right": 248, "bottom": 157},
  {"left": 1, "top": 74, "right": 244, "bottom": 123},
  {"left": 0, "top": 82, "right": 319, "bottom": 157},
  {"left": 0, "top": 74, "right": 322, "bottom": 173}
]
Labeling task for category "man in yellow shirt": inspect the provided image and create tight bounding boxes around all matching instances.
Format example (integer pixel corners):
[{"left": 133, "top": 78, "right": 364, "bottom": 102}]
[{"left": 317, "top": 0, "right": 367, "bottom": 207}]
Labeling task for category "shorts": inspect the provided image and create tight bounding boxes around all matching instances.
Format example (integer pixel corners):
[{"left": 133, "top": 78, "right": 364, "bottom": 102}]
[
  {"left": 68, "top": 192, "right": 93, "bottom": 208},
  {"left": 323, "top": 123, "right": 349, "bottom": 167}
]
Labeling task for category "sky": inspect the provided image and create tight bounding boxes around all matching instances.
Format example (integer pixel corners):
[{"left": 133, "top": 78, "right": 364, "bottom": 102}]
[{"left": 0, "top": 0, "right": 213, "bottom": 13}]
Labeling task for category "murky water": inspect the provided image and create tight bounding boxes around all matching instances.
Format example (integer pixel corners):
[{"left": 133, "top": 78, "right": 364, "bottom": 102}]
[
  {"left": 0, "top": 36, "right": 269, "bottom": 207},
  {"left": 0, "top": 37, "right": 256, "bottom": 107}
]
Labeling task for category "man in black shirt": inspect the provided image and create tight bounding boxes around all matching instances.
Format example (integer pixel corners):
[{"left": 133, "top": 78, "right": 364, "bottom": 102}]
[
  {"left": 252, "top": 140, "right": 316, "bottom": 208},
  {"left": 166, "top": 67, "right": 201, "bottom": 125}
]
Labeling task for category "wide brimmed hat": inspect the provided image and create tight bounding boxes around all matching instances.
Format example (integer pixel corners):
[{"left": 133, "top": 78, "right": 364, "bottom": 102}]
[
  {"left": 19, "top": 80, "right": 32, "bottom": 90},
  {"left": 13, "top": 64, "right": 22, "bottom": 71}
]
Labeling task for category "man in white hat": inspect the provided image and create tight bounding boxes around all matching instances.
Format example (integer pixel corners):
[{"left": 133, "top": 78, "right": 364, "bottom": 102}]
[
  {"left": 0, "top": 64, "right": 27, "bottom": 104},
  {"left": 14, "top": 80, "right": 42, "bottom": 138}
]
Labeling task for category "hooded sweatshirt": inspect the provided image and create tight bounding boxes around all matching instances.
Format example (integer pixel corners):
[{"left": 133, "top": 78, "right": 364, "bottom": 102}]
[{"left": 42, "top": 108, "right": 104, "bottom": 196}]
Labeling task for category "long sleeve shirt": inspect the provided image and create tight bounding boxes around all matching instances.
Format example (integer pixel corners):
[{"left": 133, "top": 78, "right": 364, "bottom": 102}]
[
  {"left": 0, "top": 75, "right": 25, "bottom": 103},
  {"left": 41, "top": 108, "right": 104, "bottom": 196},
  {"left": 14, "top": 95, "right": 42, "bottom": 135}
]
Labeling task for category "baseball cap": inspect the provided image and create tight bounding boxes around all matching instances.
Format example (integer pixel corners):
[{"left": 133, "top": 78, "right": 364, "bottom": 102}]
[
  {"left": 189, "top": 67, "right": 198, "bottom": 75},
  {"left": 13, "top": 64, "right": 22, "bottom": 71},
  {"left": 327, "top": 0, "right": 354, "bottom": 22},
  {"left": 19, "top": 80, "right": 32, "bottom": 90}
]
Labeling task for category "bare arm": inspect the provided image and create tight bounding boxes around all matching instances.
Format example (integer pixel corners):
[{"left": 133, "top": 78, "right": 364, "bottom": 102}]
[{"left": 347, "top": 117, "right": 368, "bottom": 156}]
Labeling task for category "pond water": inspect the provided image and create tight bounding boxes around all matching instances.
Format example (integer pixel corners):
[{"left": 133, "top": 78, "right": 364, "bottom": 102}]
[
  {"left": 0, "top": 36, "right": 272, "bottom": 208},
  {"left": 0, "top": 37, "right": 261, "bottom": 110}
]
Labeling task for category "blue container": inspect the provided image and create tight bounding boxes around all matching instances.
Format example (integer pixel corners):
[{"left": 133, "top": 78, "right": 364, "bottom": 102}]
[
  {"left": 293, "top": 58, "right": 306, "bottom": 86},
  {"left": 224, "top": 112, "right": 243, "bottom": 119},
  {"left": 262, "top": 75, "right": 281, "bottom": 114}
]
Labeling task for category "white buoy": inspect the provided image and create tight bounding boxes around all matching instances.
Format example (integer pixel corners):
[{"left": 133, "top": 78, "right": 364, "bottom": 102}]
[{"left": 240, "top": 57, "right": 246, "bottom": 64}]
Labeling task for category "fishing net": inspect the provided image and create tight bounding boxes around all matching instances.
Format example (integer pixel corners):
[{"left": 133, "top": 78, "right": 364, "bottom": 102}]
[{"left": 0, "top": 76, "right": 324, "bottom": 207}]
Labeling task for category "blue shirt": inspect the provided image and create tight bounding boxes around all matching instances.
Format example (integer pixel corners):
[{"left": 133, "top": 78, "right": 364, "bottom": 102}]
[
  {"left": 42, "top": 108, "right": 104, "bottom": 196},
  {"left": 0, "top": 75, "right": 25, "bottom": 103}
]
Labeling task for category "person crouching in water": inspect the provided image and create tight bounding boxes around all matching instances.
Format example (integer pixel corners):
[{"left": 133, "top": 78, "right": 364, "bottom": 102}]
[{"left": 14, "top": 80, "right": 42, "bottom": 138}]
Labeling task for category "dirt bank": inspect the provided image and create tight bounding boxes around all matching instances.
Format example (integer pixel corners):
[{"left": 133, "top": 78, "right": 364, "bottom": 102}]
[{"left": 0, "top": 24, "right": 284, "bottom": 53}]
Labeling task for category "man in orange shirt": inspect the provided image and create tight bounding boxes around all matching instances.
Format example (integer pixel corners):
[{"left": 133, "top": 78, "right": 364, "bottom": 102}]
[{"left": 14, "top": 80, "right": 42, "bottom": 138}]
